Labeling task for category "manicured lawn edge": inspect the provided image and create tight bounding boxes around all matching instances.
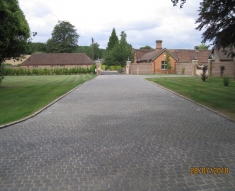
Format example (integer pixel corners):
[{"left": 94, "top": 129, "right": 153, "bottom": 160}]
[
  {"left": 145, "top": 78, "right": 235, "bottom": 123},
  {"left": 0, "top": 76, "right": 97, "bottom": 129}
]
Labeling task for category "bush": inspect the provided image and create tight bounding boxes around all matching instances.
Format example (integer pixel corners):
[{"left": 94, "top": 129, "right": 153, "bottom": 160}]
[
  {"left": 101, "top": 65, "right": 107, "bottom": 70},
  {"left": 90, "top": 64, "right": 96, "bottom": 74},
  {"left": 223, "top": 76, "right": 229, "bottom": 86},
  {"left": 109, "top": 65, "right": 122, "bottom": 71},
  {"left": 220, "top": 65, "right": 225, "bottom": 77},
  {"left": 181, "top": 67, "right": 185, "bottom": 75},
  {"left": 201, "top": 65, "right": 208, "bottom": 82},
  {"left": 2, "top": 67, "right": 93, "bottom": 76}
]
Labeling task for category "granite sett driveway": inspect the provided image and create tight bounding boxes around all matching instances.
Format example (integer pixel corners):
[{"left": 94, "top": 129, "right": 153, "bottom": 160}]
[{"left": 1, "top": 75, "right": 235, "bottom": 191}]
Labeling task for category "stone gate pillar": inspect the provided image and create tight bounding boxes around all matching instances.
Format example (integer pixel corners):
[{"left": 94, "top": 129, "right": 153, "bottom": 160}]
[
  {"left": 96, "top": 60, "right": 101, "bottom": 75},
  {"left": 126, "top": 60, "right": 131, "bottom": 75},
  {"left": 192, "top": 60, "right": 198, "bottom": 76}
]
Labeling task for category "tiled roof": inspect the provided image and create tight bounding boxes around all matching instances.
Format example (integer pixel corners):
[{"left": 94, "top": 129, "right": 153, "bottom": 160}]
[
  {"left": 213, "top": 48, "right": 233, "bottom": 61},
  {"left": 134, "top": 49, "right": 155, "bottom": 60},
  {"left": 21, "top": 53, "right": 93, "bottom": 66},
  {"left": 139, "top": 48, "right": 178, "bottom": 61},
  {"left": 135, "top": 48, "right": 211, "bottom": 63},
  {"left": 169, "top": 49, "right": 211, "bottom": 63}
]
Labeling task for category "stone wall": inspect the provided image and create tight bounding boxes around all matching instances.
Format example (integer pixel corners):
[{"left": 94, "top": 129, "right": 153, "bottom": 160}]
[
  {"left": 210, "top": 61, "right": 234, "bottom": 77},
  {"left": 176, "top": 63, "right": 194, "bottom": 75},
  {"left": 130, "top": 63, "right": 153, "bottom": 74},
  {"left": 176, "top": 61, "right": 235, "bottom": 77}
]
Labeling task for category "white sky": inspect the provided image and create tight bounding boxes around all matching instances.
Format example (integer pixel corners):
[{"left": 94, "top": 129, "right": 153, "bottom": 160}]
[{"left": 18, "top": 0, "right": 205, "bottom": 49}]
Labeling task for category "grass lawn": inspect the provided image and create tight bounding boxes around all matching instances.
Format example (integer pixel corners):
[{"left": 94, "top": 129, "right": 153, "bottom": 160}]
[
  {"left": 147, "top": 76, "right": 235, "bottom": 120},
  {"left": 0, "top": 75, "right": 96, "bottom": 125}
]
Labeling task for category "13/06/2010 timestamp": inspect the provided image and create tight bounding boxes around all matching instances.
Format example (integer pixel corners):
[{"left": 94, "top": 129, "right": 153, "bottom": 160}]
[{"left": 190, "top": 167, "right": 229, "bottom": 174}]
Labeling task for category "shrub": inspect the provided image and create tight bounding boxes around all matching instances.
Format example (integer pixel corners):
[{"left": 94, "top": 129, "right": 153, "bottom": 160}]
[
  {"left": 181, "top": 67, "right": 185, "bottom": 75},
  {"left": 201, "top": 65, "right": 208, "bottom": 82},
  {"left": 101, "top": 65, "right": 107, "bottom": 70},
  {"left": 223, "top": 76, "right": 229, "bottom": 86},
  {"left": 109, "top": 65, "right": 122, "bottom": 71},
  {"left": 2, "top": 67, "right": 93, "bottom": 76},
  {"left": 220, "top": 65, "right": 225, "bottom": 77},
  {"left": 90, "top": 64, "right": 96, "bottom": 74}
]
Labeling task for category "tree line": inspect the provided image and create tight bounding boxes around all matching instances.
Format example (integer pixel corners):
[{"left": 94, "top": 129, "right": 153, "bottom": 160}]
[{"left": 27, "top": 42, "right": 105, "bottom": 61}]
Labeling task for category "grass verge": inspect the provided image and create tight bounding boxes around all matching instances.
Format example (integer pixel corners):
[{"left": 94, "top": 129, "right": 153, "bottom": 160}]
[
  {"left": 147, "top": 76, "right": 235, "bottom": 120},
  {"left": 0, "top": 75, "right": 96, "bottom": 125}
]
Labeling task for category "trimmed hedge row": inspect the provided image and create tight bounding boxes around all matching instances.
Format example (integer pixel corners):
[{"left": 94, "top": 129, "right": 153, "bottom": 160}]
[
  {"left": 3, "top": 65, "right": 96, "bottom": 75},
  {"left": 102, "top": 65, "right": 122, "bottom": 71}
]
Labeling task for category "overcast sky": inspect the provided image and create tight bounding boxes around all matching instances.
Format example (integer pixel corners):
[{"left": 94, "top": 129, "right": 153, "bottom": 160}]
[{"left": 18, "top": 0, "right": 205, "bottom": 49}]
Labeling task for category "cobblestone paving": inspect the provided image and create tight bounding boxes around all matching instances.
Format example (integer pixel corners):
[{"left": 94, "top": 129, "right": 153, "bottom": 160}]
[{"left": 1, "top": 75, "right": 235, "bottom": 191}]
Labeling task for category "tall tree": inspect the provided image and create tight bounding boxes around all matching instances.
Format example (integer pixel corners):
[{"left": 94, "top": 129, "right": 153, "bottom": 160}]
[
  {"left": 106, "top": 28, "right": 118, "bottom": 52},
  {"left": 46, "top": 20, "right": 79, "bottom": 53},
  {"left": 172, "top": 0, "right": 235, "bottom": 57},
  {"left": 0, "top": 0, "right": 31, "bottom": 84},
  {"left": 105, "top": 31, "right": 133, "bottom": 67}
]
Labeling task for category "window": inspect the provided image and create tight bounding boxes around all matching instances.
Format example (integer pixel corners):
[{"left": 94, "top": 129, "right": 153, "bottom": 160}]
[
  {"left": 33, "top": 65, "right": 38, "bottom": 68},
  {"left": 161, "top": 61, "right": 167, "bottom": 70},
  {"left": 60, "top": 65, "right": 65, "bottom": 68},
  {"left": 50, "top": 65, "right": 54, "bottom": 68}
]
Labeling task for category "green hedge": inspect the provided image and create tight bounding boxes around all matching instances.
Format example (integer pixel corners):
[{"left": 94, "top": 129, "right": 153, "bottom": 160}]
[
  {"left": 101, "top": 65, "right": 122, "bottom": 71},
  {"left": 101, "top": 65, "right": 107, "bottom": 70},
  {"left": 109, "top": 65, "right": 122, "bottom": 71},
  {"left": 3, "top": 67, "right": 92, "bottom": 76}
]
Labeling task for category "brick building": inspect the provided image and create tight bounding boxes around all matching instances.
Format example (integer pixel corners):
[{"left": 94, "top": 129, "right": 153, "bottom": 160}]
[
  {"left": 132, "top": 40, "right": 211, "bottom": 75},
  {"left": 21, "top": 53, "right": 93, "bottom": 69}
]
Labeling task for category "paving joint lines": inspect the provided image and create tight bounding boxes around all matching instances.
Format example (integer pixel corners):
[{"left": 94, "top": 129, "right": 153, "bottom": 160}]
[
  {"left": 145, "top": 78, "right": 235, "bottom": 123},
  {"left": 0, "top": 76, "right": 98, "bottom": 129}
]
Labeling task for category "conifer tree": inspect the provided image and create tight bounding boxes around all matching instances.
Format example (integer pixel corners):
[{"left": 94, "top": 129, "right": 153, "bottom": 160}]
[{"left": 106, "top": 28, "right": 118, "bottom": 52}]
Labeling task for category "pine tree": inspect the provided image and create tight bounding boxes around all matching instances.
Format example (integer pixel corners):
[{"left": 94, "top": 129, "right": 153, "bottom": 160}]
[
  {"left": 106, "top": 28, "right": 118, "bottom": 51},
  {"left": 105, "top": 31, "right": 133, "bottom": 67}
]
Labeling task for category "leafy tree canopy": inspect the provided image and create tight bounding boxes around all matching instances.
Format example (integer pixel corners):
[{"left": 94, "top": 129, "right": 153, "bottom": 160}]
[
  {"left": 172, "top": 0, "right": 235, "bottom": 57},
  {"left": 26, "top": 42, "right": 47, "bottom": 54},
  {"left": 76, "top": 43, "right": 104, "bottom": 60},
  {"left": 198, "top": 44, "right": 208, "bottom": 50},
  {"left": 0, "top": 0, "right": 31, "bottom": 84},
  {"left": 171, "top": 0, "right": 186, "bottom": 8},
  {"left": 46, "top": 20, "right": 79, "bottom": 53},
  {"left": 140, "top": 45, "right": 153, "bottom": 49}
]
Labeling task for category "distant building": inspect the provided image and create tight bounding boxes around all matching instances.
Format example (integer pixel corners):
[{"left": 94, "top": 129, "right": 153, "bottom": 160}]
[
  {"left": 132, "top": 40, "right": 211, "bottom": 74},
  {"left": 21, "top": 53, "right": 93, "bottom": 68}
]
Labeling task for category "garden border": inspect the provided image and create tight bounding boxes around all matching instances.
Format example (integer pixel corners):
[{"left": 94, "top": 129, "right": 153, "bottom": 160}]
[
  {"left": 0, "top": 76, "right": 97, "bottom": 129},
  {"left": 146, "top": 78, "right": 235, "bottom": 123}
]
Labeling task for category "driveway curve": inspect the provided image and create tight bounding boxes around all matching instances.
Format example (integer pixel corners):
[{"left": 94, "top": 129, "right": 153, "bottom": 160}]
[{"left": 1, "top": 75, "right": 235, "bottom": 191}]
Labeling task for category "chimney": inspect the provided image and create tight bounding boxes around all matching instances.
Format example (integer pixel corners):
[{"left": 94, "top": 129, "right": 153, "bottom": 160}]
[
  {"left": 156, "top": 40, "right": 162, "bottom": 51},
  {"left": 194, "top": 46, "right": 199, "bottom": 52}
]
